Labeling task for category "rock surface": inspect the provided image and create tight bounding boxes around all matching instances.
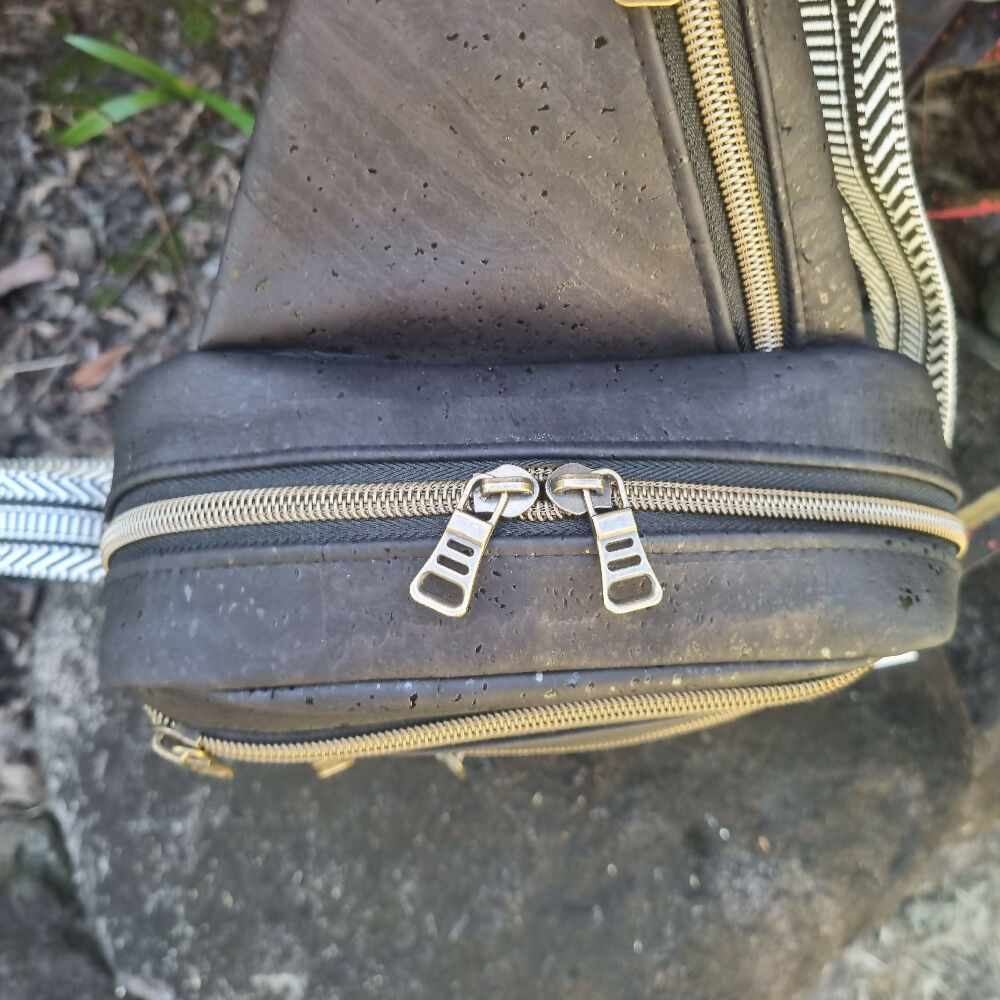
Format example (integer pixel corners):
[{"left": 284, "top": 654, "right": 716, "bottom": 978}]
[
  {"left": 32, "top": 585, "right": 973, "bottom": 1000},
  {"left": 0, "top": 813, "right": 112, "bottom": 1000},
  {"left": 804, "top": 828, "right": 1000, "bottom": 1000},
  {"left": 947, "top": 348, "right": 1000, "bottom": 830}
]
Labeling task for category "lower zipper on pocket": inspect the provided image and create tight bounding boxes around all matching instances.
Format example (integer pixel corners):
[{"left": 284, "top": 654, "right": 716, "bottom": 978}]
[{"left": 146, "top": 661, "right": 873, "bottom": 779}]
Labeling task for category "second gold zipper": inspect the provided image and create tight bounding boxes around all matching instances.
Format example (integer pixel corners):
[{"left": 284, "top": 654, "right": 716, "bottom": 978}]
[
  {"left": 147, "top": 662, "right": 873, "bottom": 779},
  {"left": 618, "top": 0, "right": 784, "bottom": 351}
]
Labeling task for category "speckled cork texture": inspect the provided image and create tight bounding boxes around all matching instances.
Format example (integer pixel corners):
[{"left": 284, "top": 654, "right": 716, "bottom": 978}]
[{"left": 201, "top": 0, "right": 863, "bottom": 360}]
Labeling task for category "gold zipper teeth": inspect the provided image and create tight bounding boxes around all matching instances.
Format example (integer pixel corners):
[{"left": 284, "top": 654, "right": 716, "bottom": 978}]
[
  {"left": 100, "top": 479, "right": 464, "bottom": 566},
  {"left": 101, "top": 473, "right": 967, "bottom": 566},
  {"left": 665, "top": 0, "right": 785, "bottom": 351},
  {"left": 465, "top": 711, "right": 757, "bottom": 756},
  {"left": 616, "top": 0, "right": 783, "bottom": 349},
  {"left": 625, "top": 480, "right": 966, "bottom": 552},
  {"left": 147, "top": 663, "right": 871, "bottom": 768}
]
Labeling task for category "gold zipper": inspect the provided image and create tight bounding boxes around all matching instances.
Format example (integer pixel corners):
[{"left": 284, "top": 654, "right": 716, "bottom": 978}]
[
  {"left": 147, "top": 662, "right": 872, "bottom": 778},
  {"left": 618, "top": 0, "right": 784, "bottom": 351},
  {"left": 101, "top": 466, "right": 967, "bottom": 567}
]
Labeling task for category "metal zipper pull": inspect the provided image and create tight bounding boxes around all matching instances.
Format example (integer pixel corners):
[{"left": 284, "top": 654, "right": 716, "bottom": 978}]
[
  {"left": 150, "top": 724, "right": 235, "bottom": 779},
  {"left": 312, "top": 757, "right": 356, "bottom": 779},
  {"left": 547, "top": 463, "right": 664, "bottom": 615},
  {"left": 410, "top": 465, "right": 539, "bottom": 618}
]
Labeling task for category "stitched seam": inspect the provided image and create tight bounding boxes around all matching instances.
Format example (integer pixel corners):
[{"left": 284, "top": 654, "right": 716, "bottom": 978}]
[
  {"left": 625, "top": 9, "right": 725, "bottom": 350},
  {"left": 629, "top": 11, "right": 720, "bottom": 348},
  {"left": 105, "top": 543, "right": 956, "bottom": 583},
  {"left": 114, "top": 440, "right": 954, "bottom": 485},
  {"left": 739, "top": 0, "right": 806, "bottom": 343}
]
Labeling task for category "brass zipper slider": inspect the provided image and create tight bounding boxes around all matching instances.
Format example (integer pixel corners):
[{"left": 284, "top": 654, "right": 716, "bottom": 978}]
[
  {"left": 410, "top": 465, "right": 539, "bottom": 618},
  {"left": 150, "top": 724, "right": 235, "bottom": 779},
  {"left": 547, "top": 463, "right": 664, "bottom": 614}
]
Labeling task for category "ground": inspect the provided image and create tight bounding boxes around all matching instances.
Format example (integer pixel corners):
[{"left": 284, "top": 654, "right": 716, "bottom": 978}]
[
  {"left": 1, "top": 1, "right": 999, "bottom": 997},
  {"left": 0, "top": 0, "right": 282, "bottom": 777},
  {"left": 0, "top": 2, "right": 282, "bottom": 987}
]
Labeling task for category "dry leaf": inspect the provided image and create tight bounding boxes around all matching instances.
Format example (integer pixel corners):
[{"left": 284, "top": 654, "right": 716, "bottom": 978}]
[
  {"left": 69, "top": 343, "right": 133, "bottom": 390},
  {"left": 0, "top": 253, "right": 56, "bottom": 298},
  {"left": 0, "top": 760, "right": 44, "bottom": 809}
]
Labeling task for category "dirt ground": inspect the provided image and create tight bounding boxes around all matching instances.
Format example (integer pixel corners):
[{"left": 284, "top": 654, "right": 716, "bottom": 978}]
[
  {"left": 1, "top": 1, "right": 999, "bottom": 997},
  {"left": 0, "top": 0, "right": 281, "bottom": 803}
]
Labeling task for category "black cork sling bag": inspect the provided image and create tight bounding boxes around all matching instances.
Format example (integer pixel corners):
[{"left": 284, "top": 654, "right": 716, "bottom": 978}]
[{"left": 90, "top": 0, "right": 964, "bottom": 778}]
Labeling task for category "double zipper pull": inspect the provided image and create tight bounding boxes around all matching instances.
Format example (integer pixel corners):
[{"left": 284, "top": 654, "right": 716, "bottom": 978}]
[
  {"left": 547, "top": 464, "right": 664, "bottom": 615},
  {"left": 410, "top": 465, "right": 538, "bottom": 618}
]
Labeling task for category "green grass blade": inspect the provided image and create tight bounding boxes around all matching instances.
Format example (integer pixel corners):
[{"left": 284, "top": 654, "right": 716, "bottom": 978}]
[
  {"left": 64, "top": 34, "right": 197, "bottom": 98},
  {"left": 194, "top": 88, "right": 254, "bottom": 136},
  {"left": 55, "top": 88, "right": 177, "bottom": 146},
  {"left": 64, "top": 35, "right": 255, "bottom": 137}
]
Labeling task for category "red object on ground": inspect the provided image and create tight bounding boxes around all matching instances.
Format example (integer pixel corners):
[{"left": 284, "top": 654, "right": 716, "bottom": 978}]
[{"left": 926, "top": 197, "right": 1000, "bottom": 221}]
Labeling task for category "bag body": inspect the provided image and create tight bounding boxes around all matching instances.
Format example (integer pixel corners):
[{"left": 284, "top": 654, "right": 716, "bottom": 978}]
[{"left": 98, "top": 0, "right": 962, "bottom": 775}]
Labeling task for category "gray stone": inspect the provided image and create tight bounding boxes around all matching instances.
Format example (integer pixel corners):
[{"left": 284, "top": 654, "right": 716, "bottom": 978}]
[
  {"left": 802, "top": 827, "right": 1000, "bottom": 1000},
  {"left": 0, "top": 814, "right": 112, "bottom": 1000},
  {"left": 63, "top": 227, "right": 97, "bottom": 271},
  {"left": 798, "top": 349, "right": 1000, "bottom": 1000},
  {"left": 32, "top": 585, "right": 972, "bottom": 1000},
  {"left": 947, "top": 346, "right": 1000, "bottom": 830}
]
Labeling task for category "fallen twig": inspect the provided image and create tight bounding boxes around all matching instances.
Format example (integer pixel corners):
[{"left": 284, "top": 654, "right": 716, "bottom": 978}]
[
  {"left": 111, "top": 126, "right": 198, "bottom": 314},
  {"left": 0, "top": 253, "right": 56, "bottom": 298},
  {"left": 0, "top": 354, "right": 77, "bottom": 377}
]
